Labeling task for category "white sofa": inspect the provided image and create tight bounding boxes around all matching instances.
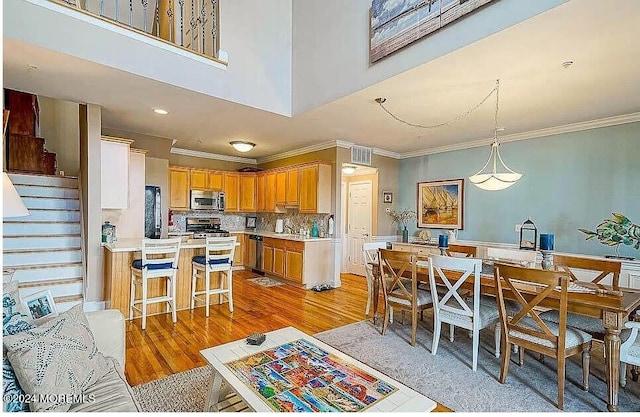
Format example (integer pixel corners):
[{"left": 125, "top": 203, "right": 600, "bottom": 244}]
[{"left": 68, "top": 309, "right": 140, "bottom": 412}]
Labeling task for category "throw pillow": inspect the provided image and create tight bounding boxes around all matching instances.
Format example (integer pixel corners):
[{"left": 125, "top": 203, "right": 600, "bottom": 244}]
[
  {"left": 3, "top": 304, "right": 112, "bottom": 412},
  {"left": 3, "top": 281, "right": 35, "bottom": 412}
]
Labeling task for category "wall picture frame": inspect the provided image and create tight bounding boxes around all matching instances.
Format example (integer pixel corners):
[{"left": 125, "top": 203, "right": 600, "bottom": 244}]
[
  {"left": 417, "top": 179, "right": 464, "bottom": 229},
  {"left": 382, "top": 191, "right": 393, "bottom": 203},
  {"left": 22, "top": 290, "right": 58, "bottom": 322}
]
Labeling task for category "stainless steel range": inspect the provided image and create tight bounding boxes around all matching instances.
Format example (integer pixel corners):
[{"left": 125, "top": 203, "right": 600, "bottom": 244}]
[{"left": 186, "top": 217, "right": 230, "bottom": 239}]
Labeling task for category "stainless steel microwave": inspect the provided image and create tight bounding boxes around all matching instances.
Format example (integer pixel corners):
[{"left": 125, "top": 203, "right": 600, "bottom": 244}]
[{"left": 190, "top": 190, "right": 225, "bottom": 211}]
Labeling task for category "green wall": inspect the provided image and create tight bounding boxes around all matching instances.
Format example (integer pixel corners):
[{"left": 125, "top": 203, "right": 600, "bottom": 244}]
[{"left": 398, "top": 122, "right": 640, "bottom": 258}]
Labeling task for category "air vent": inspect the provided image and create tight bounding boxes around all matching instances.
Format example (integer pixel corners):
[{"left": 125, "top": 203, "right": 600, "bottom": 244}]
[{"left": 351, "top": 145, "right": 372, "bottom": 166}]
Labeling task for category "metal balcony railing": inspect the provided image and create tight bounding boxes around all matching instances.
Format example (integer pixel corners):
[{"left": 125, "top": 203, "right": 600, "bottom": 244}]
[{"left": 52, "top": 0, "right": 220, "bottom": 60}]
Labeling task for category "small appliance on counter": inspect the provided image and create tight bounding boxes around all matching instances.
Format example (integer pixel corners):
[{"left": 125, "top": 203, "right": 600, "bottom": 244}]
[
  {"left": 275, "top": 219, "right": 284, "bottom": 233},
  {"left": 185, "top": 217, "right": 229, "bottom": 239}
]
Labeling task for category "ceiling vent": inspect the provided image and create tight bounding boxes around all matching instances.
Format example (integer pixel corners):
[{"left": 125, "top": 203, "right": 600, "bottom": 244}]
[{"left": 350, "top": 145, "right": 372, "bottom": 166}]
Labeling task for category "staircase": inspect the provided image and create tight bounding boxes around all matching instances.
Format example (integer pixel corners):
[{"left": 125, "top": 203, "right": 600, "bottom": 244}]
[{"left": 3, "top": 173, "right": 84, "bottom": 312}]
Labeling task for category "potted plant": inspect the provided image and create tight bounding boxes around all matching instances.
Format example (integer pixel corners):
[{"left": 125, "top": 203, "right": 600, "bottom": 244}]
[{"left": 389, "top": 208, "right": 417, "bottom": 243}]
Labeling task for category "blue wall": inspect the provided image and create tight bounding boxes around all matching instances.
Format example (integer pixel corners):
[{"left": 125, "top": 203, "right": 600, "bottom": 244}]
[{"left": 398, "top": 122, "right": 640, "bottom": 258}]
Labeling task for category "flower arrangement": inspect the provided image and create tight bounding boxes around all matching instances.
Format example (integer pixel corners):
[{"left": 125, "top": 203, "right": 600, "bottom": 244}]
[{"left": 388, "top": 208, "right": 417, "bottom": 229}]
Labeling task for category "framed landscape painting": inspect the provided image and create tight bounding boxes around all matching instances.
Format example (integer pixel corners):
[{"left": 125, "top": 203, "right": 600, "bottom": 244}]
[{"left": 417, "top": 179, "right": 463, "bottom": 229}]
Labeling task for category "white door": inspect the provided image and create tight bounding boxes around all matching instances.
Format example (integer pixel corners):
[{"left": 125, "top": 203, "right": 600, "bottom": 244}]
[{"left": 347, "top": 181, "right": 372, "bottom": 276}]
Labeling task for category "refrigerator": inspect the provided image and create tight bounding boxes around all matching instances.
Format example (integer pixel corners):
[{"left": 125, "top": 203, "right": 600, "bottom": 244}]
[{"left": 144, "top": 186, "right": 161, "bottom": 239}]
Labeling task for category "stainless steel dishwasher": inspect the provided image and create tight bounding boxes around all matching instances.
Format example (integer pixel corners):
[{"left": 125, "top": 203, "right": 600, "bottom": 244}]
[{"left": 248, "top": 234, "right": 263, "bottom": 274}]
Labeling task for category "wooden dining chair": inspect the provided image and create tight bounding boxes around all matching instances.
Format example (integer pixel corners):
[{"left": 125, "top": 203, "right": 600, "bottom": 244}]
[
  {"left": 493, "top": 263, "right": 592, "bottom": 410},
  {"left": 362, "top": 242, "right": 388, "bottom": 317},
  {"left": 620, "top": 312, "right": 640, "bottom": 387},
  {"left": 428, "top": 255, "right": 501, "bottom": 371},
  {"left": 378, "top": 249, "right": 433, "bottom": 346},
  {"left": 487, "top": 247, "right": 537, "bottom": 267},
  {"left": 540, "top": 255, "right": 621, "bottom": 336},
  {"left": 445, "top": 244, "right": 477, "bottom": 258}
]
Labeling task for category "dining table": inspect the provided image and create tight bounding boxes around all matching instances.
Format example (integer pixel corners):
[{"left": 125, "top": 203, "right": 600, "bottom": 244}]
[{"left": 369, "top": 258, "right": 640, "bottom": 412}]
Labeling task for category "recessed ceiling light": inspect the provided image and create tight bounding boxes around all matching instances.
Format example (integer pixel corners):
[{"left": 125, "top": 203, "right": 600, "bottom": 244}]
[
  {"left": 153, "top": 108, "right": 168, "bottom": 115},
  {"left": 230, "top": 141, "right": 256, "bottom": 152},
  {"left": 27, "top": 64, "right": 38, "bottom": 70}
]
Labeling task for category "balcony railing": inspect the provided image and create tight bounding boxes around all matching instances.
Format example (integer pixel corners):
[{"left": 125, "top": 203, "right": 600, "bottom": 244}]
[{"left": 53, "top": 0, "right": 220, "bottom": 60}]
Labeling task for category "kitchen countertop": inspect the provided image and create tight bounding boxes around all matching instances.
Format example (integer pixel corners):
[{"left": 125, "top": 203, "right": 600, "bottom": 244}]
[{"left": 237, "top": 230, "right": 332, "bottom": 242}]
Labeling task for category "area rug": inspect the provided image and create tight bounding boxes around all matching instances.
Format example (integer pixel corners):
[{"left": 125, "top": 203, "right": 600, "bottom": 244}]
[
  {"left": 131, "top": 319, "right": 639, "bottom": 412},
  {"left": 247, "top": 276, "right": 285, "bottom": 287}
]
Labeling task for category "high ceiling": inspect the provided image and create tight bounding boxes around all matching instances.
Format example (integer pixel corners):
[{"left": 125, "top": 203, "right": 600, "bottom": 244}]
[{"left": 4, "top": 0, "right": 640, "bottom": 160}]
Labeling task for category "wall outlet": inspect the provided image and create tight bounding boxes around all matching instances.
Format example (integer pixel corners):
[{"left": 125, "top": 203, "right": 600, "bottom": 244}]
[
  {"left": 515, "top": 224, "right": 522, "bottom": 232},
  {"left": 385, "top": 207, "right": 391, "bottom": 213}
]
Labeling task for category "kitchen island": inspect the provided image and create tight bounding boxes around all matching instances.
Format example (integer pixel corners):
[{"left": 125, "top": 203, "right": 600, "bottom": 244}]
[{"left": 102, "top": 233, "right": 335, "bottom": 318}]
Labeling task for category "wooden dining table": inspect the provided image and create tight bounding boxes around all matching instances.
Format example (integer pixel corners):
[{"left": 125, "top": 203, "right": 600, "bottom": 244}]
[{"left": 370, "top": 259, "right": 640, "bottom": 412}]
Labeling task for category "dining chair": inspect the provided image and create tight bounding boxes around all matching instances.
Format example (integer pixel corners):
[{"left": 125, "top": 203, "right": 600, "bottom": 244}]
[
  {"left": 540, "top": 255, "right": 621, "bottom": 335},
  {"left": 378, "top": 249, "right": 433, "bottom": 346},
  {"left": 130, "top": 238, "right": 182, "bottom": 330},
  {"left": 445, "top": 244, "right": 477, "bottom": 258},
  {"left": 486, "top": 247, "right": 537, "bottom": 267},
  {"left": 493, "top": 263, "right": 592, "bottom": 410},
  {"left": 428, "top": 255, "right": 501, "bottom": 371},
  {"left": 620, "top": 312, "right": 640, "bottom": 387},
  {"left": 191, "top": 236, "right": 237, "bottom": 317},
  {"left": 362, "top": 241, "right": 388, "bottom": 317}
]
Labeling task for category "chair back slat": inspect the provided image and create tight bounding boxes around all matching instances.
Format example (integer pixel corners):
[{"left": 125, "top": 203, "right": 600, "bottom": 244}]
[
  {"left": 379, "top": 249, "right": 418, "bottom": 307},
  {"left": 205, "top": 236, "right": 237, "bottom": 264},
  {"left": 429, "top": 255, "right": 481, "bottom": 319},
  {"left": 141, "top": 238, "right": 182, "bottom": 268},
  {"left": 363, "top": 242, "right": 387, "bottom": 265},
  {"left": 487, "top": 247, "right": 537, "bottom": 267},
  {"left": 494, "top": 263, "right": 571, "bottom": 352},
  {"left": 446, "top": 244, "right": 477, "bottom": 258},
  {"left": 552, "top": 254, "right": 620, "bottom": 289}
]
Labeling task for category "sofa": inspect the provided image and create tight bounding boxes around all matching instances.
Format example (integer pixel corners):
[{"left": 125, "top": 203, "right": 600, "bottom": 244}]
[{"left": 3, "top": 304, "right": 140, "bottom": 412}]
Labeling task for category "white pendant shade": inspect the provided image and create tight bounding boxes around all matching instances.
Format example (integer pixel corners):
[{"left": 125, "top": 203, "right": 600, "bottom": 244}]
[{"left": 3, "top": 172, "right": 29, "bottom": 218}]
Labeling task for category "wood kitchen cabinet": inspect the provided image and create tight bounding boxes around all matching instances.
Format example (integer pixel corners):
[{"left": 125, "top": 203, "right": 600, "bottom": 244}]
[
  {"left": 265, "top": 172, "right": 277, "bottom": 212},
  {"left": 230, "top": 233, "right": 244, "bottom": 266},
  {"left": 169, "top": 166, "right": 190, "bottom": 209},
  {"left": 262, "top": 240, "right": 274, "bottom": 274},
  {"left": 190, "top": 169, "right": 208, "bottom": 190},
  {"left": 275, "top": 171, "right": 287, "bottom": 206},
  {"left": 208, "top": 172, "right": 224, "bottom": 190},
  {"left": 285, "top": 243, "right": 304, "bottom": 283},
  {"left": 299, "top": 163, "right": 332, "bottom": 213},
  {"left": 273, "top": 246, "right": 285, "bottom": 278},
  {"left": 256, "top": 173, "right": 266, "bottom": 212},
  {"left": 239, "top": 174, "right": 256, "bottom": 212},
  {"left": 224, "top": 173, "right": 240, "bottom": 212},
  {"left": 285, "top": 167, "right": 299, "bottom": 206}
]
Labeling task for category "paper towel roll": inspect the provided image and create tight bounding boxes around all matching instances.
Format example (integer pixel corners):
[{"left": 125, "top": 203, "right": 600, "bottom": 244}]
[{"left": 275, "top": 219, "right": 284, "bottom": 233}]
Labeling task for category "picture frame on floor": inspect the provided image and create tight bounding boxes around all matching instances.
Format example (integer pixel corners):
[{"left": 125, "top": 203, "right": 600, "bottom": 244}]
[{"left": 22, "top": 290, "right": 58, "bottom": 323}]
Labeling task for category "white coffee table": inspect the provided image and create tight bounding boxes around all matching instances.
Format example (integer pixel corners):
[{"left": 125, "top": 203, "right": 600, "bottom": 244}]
[{"left": 200, "top": 326, "right": 437, "bottom": 412}]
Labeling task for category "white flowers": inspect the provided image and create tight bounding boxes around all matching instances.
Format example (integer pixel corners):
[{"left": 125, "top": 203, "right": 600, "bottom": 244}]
[{"left": 388, "top": 208, "right": 416, "bottom": 228}]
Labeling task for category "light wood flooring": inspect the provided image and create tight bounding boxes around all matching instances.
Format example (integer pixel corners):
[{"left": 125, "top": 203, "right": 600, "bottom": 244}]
[{"left": 124, "top": 269, "right": 450, "bottom": 412}]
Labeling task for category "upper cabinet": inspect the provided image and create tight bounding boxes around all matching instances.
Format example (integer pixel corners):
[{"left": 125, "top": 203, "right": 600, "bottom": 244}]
[
  {"left": 224, "top": 173, "right": 240, "bottom": 212},
  {"left": 239, "top": 174, "right": 257, "bottom": 212},
  {"left": 299, "top": 163, "right": 332, "bottom": 214},
  {"left": 285, "top": 167, "right": 299, "bottom": 206},
  {"left": 275, "top": 171, "right": 287, "bottom": 206},
  {"left": 169, "top": 167, "right": 190, "bottom": 209},
  {"left": 191, "top": 169, "right": 224, "bottom": 191},
  {"left": 256, "top": 172, "right": 266, "bottom": 212},
  {"left": 101, "top": 137, "right": 134, "bottom": 209}
]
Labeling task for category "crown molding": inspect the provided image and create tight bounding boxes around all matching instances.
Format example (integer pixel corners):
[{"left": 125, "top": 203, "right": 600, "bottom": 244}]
[
  {"left": 400, "top": 112, "right": 640, "bottom": 159},
  {"left": 170, "top": 147, "right": 257, "bottom": 164},
  {"left": 257, "top": 141, "right": 343, "bottom": 164},
  {"left": 373, "top": 147, "right": 402, "bottom": 159}
]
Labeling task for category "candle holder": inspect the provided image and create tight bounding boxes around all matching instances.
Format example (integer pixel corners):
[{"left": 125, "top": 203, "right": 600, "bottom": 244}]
[
  {"left": 541, "top": 250, "right": 554, "bottom": 270},
  {"left": 439, "top": 246, "right": 449, "bottom": 256},
  {"left": 438, "top": 234, "right": 449, "bottom": 256}
]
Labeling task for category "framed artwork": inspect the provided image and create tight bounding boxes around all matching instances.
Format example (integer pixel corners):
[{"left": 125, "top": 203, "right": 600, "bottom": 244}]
[
  {"left": 370, "top": 0, "right": 496, "bottom": 64},
  {"left": 382, "top": 191, "right": 393, "bottom": 203},
  {"left": 417, "top": 179, "right": 464, "bottom": 229},
  {"left": 22, "top": 290, "right": 58, "bottom": 322}
]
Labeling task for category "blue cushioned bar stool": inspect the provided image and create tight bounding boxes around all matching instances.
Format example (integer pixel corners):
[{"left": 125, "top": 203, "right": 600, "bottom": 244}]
[
  {"left": 191, "top": 236, "right": 237, "bottom": 317},
  {"left": 130, "top": 238, "right": 182, "bottom": 330}
]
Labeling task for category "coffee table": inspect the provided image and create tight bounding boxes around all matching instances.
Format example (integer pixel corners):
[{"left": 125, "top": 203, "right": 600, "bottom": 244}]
[{"left": 200, "top": 327, "right": 437, "bottom": 412}]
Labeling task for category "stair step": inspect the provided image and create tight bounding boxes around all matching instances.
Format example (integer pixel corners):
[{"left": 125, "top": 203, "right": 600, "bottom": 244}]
[
  {"left": 9, "top": 209, "right": 80, "bottom": 221},
  {"left": 3, "top": 249, "right": 82, "bottom": 267},
  {"left": 8, "top": 173, "right": 78, "bottom": 188},
  {"left": 15, "top": 184, "right": 79, "bottom": 199},
  {"left": 2, "top": 235, "right": 82, "bottom": 250},
  {"left": 3, "top": 222, "right": 82, "bottom": 236},
  {"left": 21, "top": 196, "right": 80, "bottom": 210},
  {"left": 11, "top": 265, "right": 83, "bottom": 284},
  {"left": 18, "top": 280, "right": 83, "bottom": 300},
  {"left": 54, "top": 297, "right": 84, "bottom": 313}
]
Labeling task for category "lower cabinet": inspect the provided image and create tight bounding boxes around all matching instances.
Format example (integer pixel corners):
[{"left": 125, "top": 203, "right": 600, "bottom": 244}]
[
  {"left": 285, "top": 248, "right": 304, "bottom": 283},
  {"left": 230, "top": 233, "right": 244, "bottom": 267},
  {"left": 262, "top": 238, "right": 305, "bottom": 284}
]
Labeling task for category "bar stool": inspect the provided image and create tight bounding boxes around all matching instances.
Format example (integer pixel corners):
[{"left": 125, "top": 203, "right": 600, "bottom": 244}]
[
  {"left": 191, "top": 236, "right": 237, "bottom": 317},
  {"left": 130, "top": 238, "right": 182, "bottom": 330}
]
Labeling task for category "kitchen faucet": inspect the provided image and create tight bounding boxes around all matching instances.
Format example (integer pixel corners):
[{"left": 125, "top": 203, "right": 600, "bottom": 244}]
[{"left": 284, "top": 224, "right": 294, "bottom": 233}]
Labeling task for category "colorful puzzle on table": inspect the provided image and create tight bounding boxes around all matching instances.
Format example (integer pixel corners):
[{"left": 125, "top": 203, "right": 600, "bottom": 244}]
[{"left": 225, "top": 338, "right": 397, "bottom": 412}]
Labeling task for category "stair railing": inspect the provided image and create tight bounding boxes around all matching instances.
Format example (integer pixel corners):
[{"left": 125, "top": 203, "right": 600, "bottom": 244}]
[
  {"left": 52, "top": 0, "right": 219, "bottom": 60},
  {"left": 77, "top": 169, "right": 88, "bottom": 303}
]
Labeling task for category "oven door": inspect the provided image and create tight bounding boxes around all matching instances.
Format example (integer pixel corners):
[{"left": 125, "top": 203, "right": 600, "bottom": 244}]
[{"left": 190, "top": 190, "right": 219, "bottom": 210}]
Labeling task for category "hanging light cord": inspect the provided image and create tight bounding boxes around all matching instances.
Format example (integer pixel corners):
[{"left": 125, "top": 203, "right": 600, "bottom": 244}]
[{"left": 375, "top": 80, "right": 499, "bottom": 130}]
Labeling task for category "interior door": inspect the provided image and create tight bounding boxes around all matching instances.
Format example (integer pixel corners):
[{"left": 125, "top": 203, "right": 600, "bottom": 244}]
[{"left": 347, "top": 181, "right": 372, "bottom": 276}]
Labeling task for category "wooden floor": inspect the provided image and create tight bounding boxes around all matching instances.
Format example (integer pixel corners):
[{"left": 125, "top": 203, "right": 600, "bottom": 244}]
[{"left": 124, "top": 270, "right": 450, "bottom": 412}]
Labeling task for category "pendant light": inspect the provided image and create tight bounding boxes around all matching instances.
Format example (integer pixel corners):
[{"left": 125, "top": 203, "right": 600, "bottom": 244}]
[{"left": 468, "top": 80, "right": 522, "bottom": 191}]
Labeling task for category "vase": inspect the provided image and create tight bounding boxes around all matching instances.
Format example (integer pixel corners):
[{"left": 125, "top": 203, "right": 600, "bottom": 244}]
[{"left": 402, "top": 227, "right": 409, "bottom": 243}]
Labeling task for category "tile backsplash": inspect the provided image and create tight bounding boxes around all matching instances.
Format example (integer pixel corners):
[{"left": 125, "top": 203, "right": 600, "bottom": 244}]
[{"left": 171, "top": 210, "right": 246, "bottom": 232}]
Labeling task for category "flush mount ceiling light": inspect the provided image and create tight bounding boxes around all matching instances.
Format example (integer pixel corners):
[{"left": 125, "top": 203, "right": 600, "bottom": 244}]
[
  {"left": 153, "top": 108, "right": 168, "bottom": 115},
  {"left": 230, "top": 141, "right": 255, "bottom": 152},
  {"left": 468, "top": 79, "right": 522, "bottom": 191},
  {"left": 342, "top": 165, "right": 357, "bottom": 175}
]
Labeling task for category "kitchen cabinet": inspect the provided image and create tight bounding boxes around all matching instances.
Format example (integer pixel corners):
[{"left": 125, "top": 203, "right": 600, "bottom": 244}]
[
  {"left": 230, "top": 233, "right": 244, "bottom": 266},
  {"left": 261, "top": 237, "right": 333, "bottom": 287},
  {"left": 265, "top": 172, "right": 277, "bottom": 212},
  {"left": 285, "top": 167, "right": 299, "bottom": 206},
  {"left": 273, "top": 246, "right": 285, "bottom": 278},
  {"left": 262, "top": 240, "right": 274, "bottom": 274},
  {"left": 224, "top": 173, "right": 240, "bottom": 212},
  {"left": 239, "top": 174, "right": 256, "bottom": 212},
  {"left": 190, "top": 169, "right": 208, "bottom": 190},
  {"left": 256, "top": 173, "right": 266, "bottom": 212},
  {"left": 101, "top": 137, "right": 134, "bottom": 209},
  {"left": 299, "top": 163, "right": 332, "bottom": 213},
  {"left": 208, "top": 172, "right": 224, "bottom": 190},
  {"left": 275, "top": 171, "right": 287, "bottom": 206},
  {"left": 285, "top": 243, "right": 304, "bottom": 283},
  {"left": 169, "top": 166, "right": 190, "bottom": 209}
]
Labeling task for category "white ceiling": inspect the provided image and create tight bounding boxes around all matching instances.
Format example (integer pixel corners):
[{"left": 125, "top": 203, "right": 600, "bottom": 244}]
[{"left": 4, "top": 0, "right": 640, "bottom": 160}]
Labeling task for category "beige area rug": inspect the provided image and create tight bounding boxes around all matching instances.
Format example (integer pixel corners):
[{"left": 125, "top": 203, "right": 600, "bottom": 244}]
[{"left": 247, "top": 276, "right": 285, "bottom": 287}]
